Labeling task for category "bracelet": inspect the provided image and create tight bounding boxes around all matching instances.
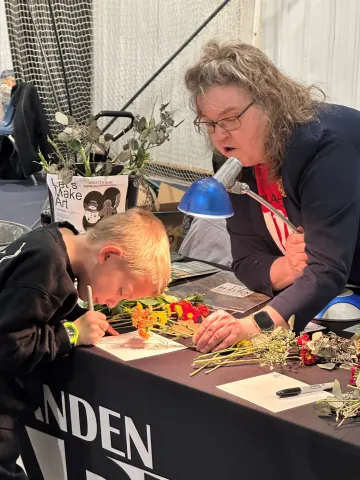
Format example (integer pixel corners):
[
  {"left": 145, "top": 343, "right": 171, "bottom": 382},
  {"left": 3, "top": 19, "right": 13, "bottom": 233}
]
[{"left": 63, "top": 321, "right": 79, "bottom": 346}]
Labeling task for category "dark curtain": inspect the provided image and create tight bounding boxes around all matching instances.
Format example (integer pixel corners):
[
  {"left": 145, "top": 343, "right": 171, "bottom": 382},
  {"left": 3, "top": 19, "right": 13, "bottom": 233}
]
[{"left": 4, "top": 0, "right": 92, "bottom": 133}]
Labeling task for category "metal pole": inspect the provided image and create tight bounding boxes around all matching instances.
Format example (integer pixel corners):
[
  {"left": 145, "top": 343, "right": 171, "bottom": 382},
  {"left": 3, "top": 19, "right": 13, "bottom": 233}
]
[
  {"left": 46, "top": 0, "right": 72, "bottom": 115},
  {"left": 102, "top": 0, "right": 232, "bottom": 133}
]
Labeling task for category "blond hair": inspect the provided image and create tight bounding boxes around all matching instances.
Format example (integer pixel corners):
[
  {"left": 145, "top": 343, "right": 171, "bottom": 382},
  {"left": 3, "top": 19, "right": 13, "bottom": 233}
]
[
  {"left": 185, "top": 40, "right": 326, "bottom": 178},
  {"left": 87, "top": 208, "right": 171, "bottom": 295}
]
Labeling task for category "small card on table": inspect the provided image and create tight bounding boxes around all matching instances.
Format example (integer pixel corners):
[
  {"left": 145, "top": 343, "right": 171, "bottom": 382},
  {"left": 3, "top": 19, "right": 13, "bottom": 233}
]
[
  {"left": 97, "top": 331, "right": 186, "bottom": 361},
  {"left": 217, "top": 372, "right": 330, "bottom": 413}
]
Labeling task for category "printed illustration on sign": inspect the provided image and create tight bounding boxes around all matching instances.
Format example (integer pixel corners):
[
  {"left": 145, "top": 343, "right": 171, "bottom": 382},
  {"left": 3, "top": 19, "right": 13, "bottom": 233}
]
[
  {"left": 83, "top": 187, "right": 121, "bottom": 230},
  {"left": 47, "top": 174, "right": 128, "bottom": 233}
]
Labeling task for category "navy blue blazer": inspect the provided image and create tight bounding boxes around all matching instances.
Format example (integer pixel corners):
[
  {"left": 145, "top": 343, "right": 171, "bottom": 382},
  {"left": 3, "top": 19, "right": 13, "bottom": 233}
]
[{"left": 227, "top": 104, "right": 360, "bottom": 332}]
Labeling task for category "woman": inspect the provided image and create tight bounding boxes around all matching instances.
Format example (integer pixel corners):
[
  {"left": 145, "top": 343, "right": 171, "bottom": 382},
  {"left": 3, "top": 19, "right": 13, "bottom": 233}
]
[{"left": 185, "top": 40, "right": 360, "bottom": 353}]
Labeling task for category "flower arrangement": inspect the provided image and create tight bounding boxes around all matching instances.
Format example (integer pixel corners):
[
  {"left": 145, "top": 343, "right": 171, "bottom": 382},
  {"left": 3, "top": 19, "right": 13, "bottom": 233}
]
[
  {"left": 38, "top": 102, "right": 182, "bottom": 184},
  {"left": 104, "top": 293, "right": 210, "bottom": 340},
  {"left": 314, "top": 378, "right": 360, "bottom": 426},
  {"left": 191, "top": 330, "right": 358, "bottom": 376}
]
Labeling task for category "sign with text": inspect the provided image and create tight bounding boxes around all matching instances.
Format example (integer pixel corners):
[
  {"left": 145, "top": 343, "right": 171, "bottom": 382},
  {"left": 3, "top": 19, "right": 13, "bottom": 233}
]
[
  {"left": 47, "top": 174, "right": 129, "bottom": 233},
  {"left": 21, "top": 384, "right": 171, "bottom": 479}
]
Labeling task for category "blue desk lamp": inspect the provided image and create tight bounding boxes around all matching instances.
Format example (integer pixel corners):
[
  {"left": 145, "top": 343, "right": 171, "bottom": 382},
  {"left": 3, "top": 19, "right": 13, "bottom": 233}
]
[{"left": 179, "top": 157, "right": 360, "bottom": 322}]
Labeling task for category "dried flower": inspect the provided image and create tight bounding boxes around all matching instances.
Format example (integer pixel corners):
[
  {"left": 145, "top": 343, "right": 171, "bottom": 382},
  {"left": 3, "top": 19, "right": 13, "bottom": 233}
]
[{"left": 300, "top": 349, "right": 317, "bottom": 365}]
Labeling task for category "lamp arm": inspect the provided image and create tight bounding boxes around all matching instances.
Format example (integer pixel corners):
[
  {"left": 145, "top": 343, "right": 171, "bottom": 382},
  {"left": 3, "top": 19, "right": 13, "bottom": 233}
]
[{"left": 229, "top": 181, "right": 297, "bottom": 233}]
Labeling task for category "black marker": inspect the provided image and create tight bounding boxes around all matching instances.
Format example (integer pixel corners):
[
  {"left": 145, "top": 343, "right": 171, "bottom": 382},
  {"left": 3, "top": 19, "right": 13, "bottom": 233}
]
[{"left": 276, "top": 382, "right": 334, "bottom": 398}]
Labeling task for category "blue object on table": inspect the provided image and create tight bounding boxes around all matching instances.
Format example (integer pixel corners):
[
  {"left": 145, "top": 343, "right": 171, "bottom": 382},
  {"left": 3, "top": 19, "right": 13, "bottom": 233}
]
[
  {"left": 178, "top": 177, "right": 233, "bottom": 218},
  {"left": 315, "top": 288, "right": 360, "bottom": 321},
  {"left": 0, "top": 95, "right": 15, "bottom": 135}
]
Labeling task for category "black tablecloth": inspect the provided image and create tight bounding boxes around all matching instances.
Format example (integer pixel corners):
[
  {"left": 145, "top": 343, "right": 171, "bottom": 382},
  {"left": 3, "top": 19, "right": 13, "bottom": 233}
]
[{"left": 19, "top": 321, "right": 360, "bottom": 480}]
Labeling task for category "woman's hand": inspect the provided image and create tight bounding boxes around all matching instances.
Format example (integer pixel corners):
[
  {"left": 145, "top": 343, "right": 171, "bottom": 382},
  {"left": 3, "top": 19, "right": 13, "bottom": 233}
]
[
  {"left": 193, "top": 306, "right": 288, "bottom": 353},
  {"left": 285, "top": 226, "right": 307, "bottom": 276},
  {"left": 193, "top": 310, "right": 259, "bottom": 353}
]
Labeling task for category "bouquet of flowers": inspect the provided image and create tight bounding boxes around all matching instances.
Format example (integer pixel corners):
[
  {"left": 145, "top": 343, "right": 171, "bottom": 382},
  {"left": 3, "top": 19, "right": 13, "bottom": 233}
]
[
  {"left": 191, "top": 330, "right": 358, "bottom": 376},
  {"left": 104, "top": 293, "right": 210, "bottom": 340}
]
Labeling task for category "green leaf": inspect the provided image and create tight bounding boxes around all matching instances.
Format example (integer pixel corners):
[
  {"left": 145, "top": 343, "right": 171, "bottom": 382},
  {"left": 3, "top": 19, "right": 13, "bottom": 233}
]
[
  {"left": 55, "top": 111, "right": 68, "bottom": 126},
  {"left": 140, "top": 298, "right": 160, "bottom": 306},
  {"left": 160, "top": 102, "right": 170, "bottom": 112},
  {"left": 137, "top": 117, "right": 147, "bottom": 132},
  {"left": 317, "top": 362, "right": 336, "bottom": 370},
  {"left": 58, "top": 167, "right": 73, "bottom": 185},
  {"left": 67, "top": 139, "right": 82, "bottom": 152},
  {"left": 157, "top": 131, "right": 166, "bottom": 145},
  {"left": 140, "top": 128, "right": 150, "bottom": 141},
  {"left": 104, "top": 133, "right": 113, "bottom": 143},
  {"left": 332, "top": 379, "right": 342, "bottom": 399},
  {"left": 57, "top": 132, "right": 70, "bottom": 142},
  {"left": 105, "top": 159, "right": 112, "bottom": 175},
  {"left": 95, "top": 162, "right": 104, "bottom": 173},
  {"left": 99, "top": 134, "right": 105, "bottom": 145},
  {"left": 149, "top": 118, "right": 156, "bottom": 129},
  {"left": 149, "top": 130, "right": 158, "bottom": 144},
  {"left": 116, "top": 150, "right": 131, "bottom": 163},
  {"left": 314, "top": 401, "right": 332, "bottom": 417},
  {"left": 89, "top": 120, "right": 101, "bottom": 140},
  {"left": 123, "top": 143, "right": 129, "bottom": 150},
  {"left": 129, "top": 139, "right": 139, "bottom": 150},
  {"left": 67, "top": 116, "right": 76, "bottom": 125}
]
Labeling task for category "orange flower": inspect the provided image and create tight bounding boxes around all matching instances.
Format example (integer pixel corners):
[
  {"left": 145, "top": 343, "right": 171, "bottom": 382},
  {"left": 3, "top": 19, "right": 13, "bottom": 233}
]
[{"left": 138, "top": 328, "right": 150, "bottom": 339}]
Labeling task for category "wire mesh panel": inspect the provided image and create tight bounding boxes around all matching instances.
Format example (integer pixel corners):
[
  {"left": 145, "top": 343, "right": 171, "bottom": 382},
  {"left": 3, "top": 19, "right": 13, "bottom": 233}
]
[
  {"left": 2, "top": 0, "right": 257, "bottom": 184},
  {"left": 93, "top": 0, "right": 257, "bottom": 185},
  {"left": 4, "top": 0, "right": 92, "bottom": 133},
  {"left": 0, "top": 0, "right": 14, "bottom": 118}
]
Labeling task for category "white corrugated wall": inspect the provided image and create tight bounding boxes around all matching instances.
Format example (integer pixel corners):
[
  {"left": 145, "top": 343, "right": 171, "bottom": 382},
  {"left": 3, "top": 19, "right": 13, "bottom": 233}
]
[{"left": 261, "top": 0, "right": 360, "bottom": 109}]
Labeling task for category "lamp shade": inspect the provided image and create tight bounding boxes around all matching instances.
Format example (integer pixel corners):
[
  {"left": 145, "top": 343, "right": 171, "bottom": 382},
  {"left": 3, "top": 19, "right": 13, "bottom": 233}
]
[{"left": 178, "top": 178, "right": 234, "bottom": 218}]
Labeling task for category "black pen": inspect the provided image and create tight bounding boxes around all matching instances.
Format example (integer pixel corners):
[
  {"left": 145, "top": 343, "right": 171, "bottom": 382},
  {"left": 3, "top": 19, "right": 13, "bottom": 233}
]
[{"left": 276, "top": 382, "right": 334, "bottom": 398}]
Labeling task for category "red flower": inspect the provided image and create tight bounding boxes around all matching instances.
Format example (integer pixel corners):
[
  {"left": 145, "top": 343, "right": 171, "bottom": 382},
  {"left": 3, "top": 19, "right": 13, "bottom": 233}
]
[
  {"left": 300, "top": 348, "right": 317, "bottom": 365},
  {"left": 350, "top": 363, "right": 360, "bottom": 386},
  {"left": 296, "top": 333, "right": 310, "bottom": 346},
  {"left": 197, "top": 304, "right": 210, "bottom": 318},
  {"left": 179, "top": 300, "right": 199, "bottom": 321}
]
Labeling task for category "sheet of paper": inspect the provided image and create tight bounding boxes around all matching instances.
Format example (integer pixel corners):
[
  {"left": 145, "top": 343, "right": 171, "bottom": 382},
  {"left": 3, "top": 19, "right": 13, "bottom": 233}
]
[
  {"left": 217, "top": 372, "right": 330, "bottom": 413},
  {"left": 343, "top": 324, "right": 360, "bottom": 334},
  {"left": 304, "top": 322, "right": 327, "bottom": 333},
  {"left": 210, "top": 282, "right": 253, "bottom": 299},
  {"left": 96, "top": 331, "right": 186, "bottom": 361}
]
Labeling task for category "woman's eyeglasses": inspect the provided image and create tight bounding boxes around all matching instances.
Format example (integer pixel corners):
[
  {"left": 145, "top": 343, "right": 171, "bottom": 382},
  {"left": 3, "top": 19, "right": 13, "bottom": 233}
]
[{"left": 194, "top": 101, "right": 255, "bottom": 134}]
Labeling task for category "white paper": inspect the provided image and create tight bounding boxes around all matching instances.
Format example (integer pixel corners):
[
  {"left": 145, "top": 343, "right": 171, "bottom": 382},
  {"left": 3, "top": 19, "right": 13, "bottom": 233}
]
[
  {"left": 210, "top": 282, "right": 253, "bottom": 298},
  {"left": 217, "top": 372, "right": 330, "bottom": 413},
  {"left": 343, "top": 324, "right": 360, "bottom": 334},
  {"left": 304, "top": 322, "right": 326, "bottom": 333},
  {"left": 96, "top": 331, "right": 186, "bottom": 361},
  {"left": 47, "top": 174, "right": 129, "bottom": 233}
]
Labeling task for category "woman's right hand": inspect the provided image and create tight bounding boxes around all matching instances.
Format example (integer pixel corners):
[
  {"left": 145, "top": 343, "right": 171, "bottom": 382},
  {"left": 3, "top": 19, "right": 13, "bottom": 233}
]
[
  {"left": 285, "top": 227, "right": 308, "bottom": 276},
  {"left": 73, "top": 311, "right": 109, "bottom": 346}
]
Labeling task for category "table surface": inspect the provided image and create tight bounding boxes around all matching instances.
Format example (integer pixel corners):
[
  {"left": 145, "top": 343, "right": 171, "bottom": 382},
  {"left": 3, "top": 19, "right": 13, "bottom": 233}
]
[{"left": 20, "top": 272, "right": 360, "bottom": 480}]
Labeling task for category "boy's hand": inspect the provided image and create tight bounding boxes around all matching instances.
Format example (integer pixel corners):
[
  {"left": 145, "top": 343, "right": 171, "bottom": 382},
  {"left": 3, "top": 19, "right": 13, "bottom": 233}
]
[{"left": 73, "top": 311, "right": 110, "bottom": 346}]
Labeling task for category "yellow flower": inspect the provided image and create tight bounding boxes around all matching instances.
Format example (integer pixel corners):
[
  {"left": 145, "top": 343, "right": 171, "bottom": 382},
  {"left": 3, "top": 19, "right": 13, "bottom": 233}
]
[
  {"left": 236, "top": 339, "right": 252, "bottom": 349},
  {"left": 174, "top": 304, "right": 183, "bottom": 317},
  {"left": 164, "top": 304, "right": 171, "bottom": 314},
  {"left": 186, "top": 312, "right": 194, "bottom": 319},
  {"left": 153, "top": 311, "right": 169, "bottom": 325}
]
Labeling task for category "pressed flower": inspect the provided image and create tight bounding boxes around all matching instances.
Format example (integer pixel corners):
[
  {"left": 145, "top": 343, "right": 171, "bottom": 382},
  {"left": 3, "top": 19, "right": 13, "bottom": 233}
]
[
  {"left": 296, "top": 333, "right": 310, "bottom": 346},
  {"left": 197, "top": 304, "right": 210, "bottom": 318},
  {"left": 236, "top": 339, "right": 253, "bottom": 348},
  {"left": 300, "top": 348, "right": 317, "bottom": 365}
]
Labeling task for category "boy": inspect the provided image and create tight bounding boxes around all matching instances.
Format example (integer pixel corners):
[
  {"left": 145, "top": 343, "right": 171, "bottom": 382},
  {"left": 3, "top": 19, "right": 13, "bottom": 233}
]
[{"left": 0, "top": 208, "right": 171, "bottom": 479}]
